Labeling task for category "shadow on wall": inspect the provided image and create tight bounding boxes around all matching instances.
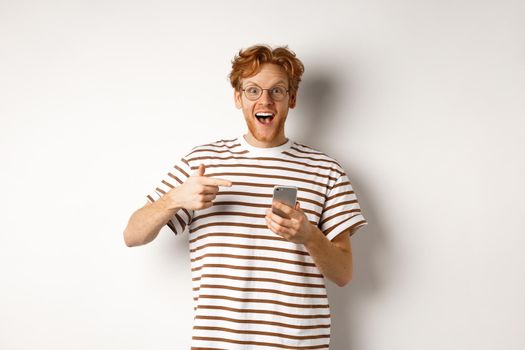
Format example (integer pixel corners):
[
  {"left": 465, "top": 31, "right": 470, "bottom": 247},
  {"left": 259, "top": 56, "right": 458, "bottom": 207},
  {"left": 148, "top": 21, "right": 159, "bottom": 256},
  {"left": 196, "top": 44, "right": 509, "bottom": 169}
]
[
  {"left": 294, "top": 70, "right": 338, "bottom": 144},
  {"left": 297, "top": 68, "right": 385, "bottom": 350}
]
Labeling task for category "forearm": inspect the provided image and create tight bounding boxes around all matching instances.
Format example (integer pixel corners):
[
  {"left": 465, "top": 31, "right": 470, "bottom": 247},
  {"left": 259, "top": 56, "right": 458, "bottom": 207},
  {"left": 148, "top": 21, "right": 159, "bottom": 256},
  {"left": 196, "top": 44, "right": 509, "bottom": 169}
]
[
  {"left": 123, "top": 195, "right": 180, "bottom": 247},
  {"left": 303, "top": 225, "right": 353, "bottom": 287}
]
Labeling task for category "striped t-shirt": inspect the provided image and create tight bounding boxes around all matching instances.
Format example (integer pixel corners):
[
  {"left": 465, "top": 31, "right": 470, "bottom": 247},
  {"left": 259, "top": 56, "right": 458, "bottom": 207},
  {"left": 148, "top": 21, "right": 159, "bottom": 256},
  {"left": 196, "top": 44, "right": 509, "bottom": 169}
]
[{"left": 146, "top": 134, "right": 367, "bottom": 350}]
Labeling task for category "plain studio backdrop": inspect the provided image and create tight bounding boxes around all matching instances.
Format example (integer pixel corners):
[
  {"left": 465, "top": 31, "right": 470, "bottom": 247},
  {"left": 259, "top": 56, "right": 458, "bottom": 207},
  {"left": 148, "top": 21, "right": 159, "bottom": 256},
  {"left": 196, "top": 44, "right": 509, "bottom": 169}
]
[{"left": 1, "top": 0, "right": 524, "bottom": 349}]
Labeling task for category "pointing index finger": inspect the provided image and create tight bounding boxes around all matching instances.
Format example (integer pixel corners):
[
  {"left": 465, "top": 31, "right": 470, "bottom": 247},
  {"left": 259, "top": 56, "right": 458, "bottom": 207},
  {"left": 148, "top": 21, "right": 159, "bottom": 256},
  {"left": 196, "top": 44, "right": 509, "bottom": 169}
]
[{"left": 203, "top": 176, "right": 232, "bottom": 187}]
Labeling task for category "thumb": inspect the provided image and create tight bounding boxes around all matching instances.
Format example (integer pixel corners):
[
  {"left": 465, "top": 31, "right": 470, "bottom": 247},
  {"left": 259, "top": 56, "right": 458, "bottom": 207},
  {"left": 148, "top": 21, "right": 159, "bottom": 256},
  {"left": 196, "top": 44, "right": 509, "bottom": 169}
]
[{"left": 193, "top": 163, "right": 205, "bottom": 176}]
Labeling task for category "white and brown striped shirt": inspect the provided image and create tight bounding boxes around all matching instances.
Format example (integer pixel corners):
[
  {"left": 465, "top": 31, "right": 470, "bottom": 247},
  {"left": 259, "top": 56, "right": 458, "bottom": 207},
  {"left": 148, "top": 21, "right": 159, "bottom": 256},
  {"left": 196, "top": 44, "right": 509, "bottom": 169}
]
[{"left": 147, "top": 134, "right": 367, "bottom": 350}]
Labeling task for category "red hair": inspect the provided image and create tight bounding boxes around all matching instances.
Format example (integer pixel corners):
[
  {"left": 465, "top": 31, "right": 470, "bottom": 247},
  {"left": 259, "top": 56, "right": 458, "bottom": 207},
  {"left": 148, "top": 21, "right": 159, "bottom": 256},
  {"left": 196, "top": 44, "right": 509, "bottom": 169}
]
[{"left": 229, "top": 44, "right": 305, "bottom": 94}]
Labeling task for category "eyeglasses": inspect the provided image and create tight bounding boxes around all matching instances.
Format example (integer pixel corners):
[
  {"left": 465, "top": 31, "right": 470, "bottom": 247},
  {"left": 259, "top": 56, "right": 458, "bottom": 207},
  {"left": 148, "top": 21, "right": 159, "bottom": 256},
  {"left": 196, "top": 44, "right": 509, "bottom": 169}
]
[{"left": 240, "top": 84, "right": 289, "bottom": 101}]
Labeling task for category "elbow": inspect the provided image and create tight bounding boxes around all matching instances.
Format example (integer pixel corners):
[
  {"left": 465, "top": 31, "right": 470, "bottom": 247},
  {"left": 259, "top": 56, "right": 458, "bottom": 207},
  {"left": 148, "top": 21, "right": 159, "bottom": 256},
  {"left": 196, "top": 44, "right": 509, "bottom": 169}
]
[
  {"left": 123, "top": 233, "right": 134, "bottom": 247},
  {"left": 123, "top": 229, "right": 140, "bottom": 247},
  {"left": 337, "top": 278, "right": 351, "bottom": 288},
  {"left": 337, "top": 255, "right": 354, "bottom": 287},
  {"left": 337, "top": 273, "right": 353, "bottom": 288}
]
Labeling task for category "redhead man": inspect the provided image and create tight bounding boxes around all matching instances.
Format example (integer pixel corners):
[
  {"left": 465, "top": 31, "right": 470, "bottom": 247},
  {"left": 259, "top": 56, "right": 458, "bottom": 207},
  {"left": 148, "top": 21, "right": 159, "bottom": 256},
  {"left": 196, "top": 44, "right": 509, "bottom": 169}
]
[{"left": 124, "top": 44, "right": 367, "bottom": 349}]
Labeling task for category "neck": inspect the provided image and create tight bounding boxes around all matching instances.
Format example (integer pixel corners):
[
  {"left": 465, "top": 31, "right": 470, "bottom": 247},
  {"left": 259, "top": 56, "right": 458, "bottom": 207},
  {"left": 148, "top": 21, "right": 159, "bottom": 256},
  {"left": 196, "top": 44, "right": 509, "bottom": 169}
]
[{"left": 244, "top": 133, "right": 288, "bottom": 148}]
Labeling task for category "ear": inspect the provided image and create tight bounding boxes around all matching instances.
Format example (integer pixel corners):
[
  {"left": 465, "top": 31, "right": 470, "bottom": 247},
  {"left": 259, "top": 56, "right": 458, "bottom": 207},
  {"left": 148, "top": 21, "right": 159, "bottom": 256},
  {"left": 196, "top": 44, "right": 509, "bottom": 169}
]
[
  {"left": 234, "top": 89, "right": 242, "bottom": 109},
  {"left": 289, "top": 91, "right": 297, "bottom": 109}
]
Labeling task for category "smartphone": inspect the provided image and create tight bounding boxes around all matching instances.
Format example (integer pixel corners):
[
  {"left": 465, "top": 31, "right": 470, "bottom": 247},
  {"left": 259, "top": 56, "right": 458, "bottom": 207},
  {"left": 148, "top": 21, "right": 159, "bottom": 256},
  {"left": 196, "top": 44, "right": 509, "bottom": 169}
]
[{"left": 272, "top": 185, "right": 298, "bottom": 218}]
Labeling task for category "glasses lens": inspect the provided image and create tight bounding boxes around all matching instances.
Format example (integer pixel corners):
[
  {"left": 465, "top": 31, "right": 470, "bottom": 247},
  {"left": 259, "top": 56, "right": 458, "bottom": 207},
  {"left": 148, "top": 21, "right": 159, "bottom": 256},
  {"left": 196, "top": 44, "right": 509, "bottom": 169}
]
[
  {"left": 244, "top": 86, "right": 261, "bottom": 100},
  {"left": 270, "top": 87, "right": 286, "bottom": 101}
]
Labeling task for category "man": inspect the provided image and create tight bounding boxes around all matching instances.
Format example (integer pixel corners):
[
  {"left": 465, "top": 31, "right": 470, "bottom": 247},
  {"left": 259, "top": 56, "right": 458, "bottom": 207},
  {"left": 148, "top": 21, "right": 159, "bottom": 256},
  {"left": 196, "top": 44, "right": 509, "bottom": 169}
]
[{"left": 123, "top": 44, "right": 368, "bottom": 349}]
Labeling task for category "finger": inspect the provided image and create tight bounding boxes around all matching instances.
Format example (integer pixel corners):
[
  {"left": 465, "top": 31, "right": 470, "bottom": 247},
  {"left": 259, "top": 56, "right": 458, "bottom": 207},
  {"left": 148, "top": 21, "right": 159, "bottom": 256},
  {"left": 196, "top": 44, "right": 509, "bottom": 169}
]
[
  {"left": 201, "top": 177, "right": 233, "bottom": 187},
  {"left": 200, "top": 194, "right": 216, "bottom": 202},
  {"left": 200, "top": 185, "right": 220, "bottom": 194},
  {"left": 272, "top": 200, "right": 295, "bottom": 217},
  {"left": 266, "top": 209, "right": 293, "bottom": 228},
  {"left": 199, "top": 201, "right": 214, "bottom": 210},
  {"left": 266, "top": 216, "right": 292, "bottom": 237},
  {"left": 192, "top": 163, "right": 205, "bottom": 177}
]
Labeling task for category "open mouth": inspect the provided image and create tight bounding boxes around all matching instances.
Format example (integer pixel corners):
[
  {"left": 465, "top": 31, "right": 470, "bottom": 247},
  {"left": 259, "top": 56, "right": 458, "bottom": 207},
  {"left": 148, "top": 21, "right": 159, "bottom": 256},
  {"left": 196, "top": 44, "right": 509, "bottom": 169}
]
[{"left": 255, "top": 112, "right": 275, "bottom": 125}]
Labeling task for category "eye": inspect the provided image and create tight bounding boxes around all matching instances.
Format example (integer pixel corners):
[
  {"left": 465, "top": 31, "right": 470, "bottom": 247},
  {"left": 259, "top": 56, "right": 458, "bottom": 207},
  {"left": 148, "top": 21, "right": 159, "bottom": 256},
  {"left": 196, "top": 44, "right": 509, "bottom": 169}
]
[
  {"left": 246, "top": 86, "right": 260, "bottom": 94},
  {"left": 271, "top": 87, "right": 285, "bottom": 95}
]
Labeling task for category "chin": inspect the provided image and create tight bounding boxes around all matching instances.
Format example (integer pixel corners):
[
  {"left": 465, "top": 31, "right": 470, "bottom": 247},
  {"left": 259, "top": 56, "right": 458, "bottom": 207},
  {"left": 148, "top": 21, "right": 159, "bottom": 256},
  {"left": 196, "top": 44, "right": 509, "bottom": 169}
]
[{"left": 248, "top": 125, "right": 278, "bottom": 142}]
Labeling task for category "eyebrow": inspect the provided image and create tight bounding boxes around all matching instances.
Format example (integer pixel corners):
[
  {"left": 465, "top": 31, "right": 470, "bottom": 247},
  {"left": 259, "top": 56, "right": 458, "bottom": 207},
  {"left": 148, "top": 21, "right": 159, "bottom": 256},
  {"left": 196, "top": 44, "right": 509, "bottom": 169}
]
[{"left": 244, "top": 79, "right": 288, "bottom": 86}]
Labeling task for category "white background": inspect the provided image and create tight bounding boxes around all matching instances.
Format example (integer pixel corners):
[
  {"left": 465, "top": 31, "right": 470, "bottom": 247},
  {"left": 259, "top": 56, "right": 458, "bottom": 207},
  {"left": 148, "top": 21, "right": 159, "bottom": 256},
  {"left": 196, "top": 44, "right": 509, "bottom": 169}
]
[{"left": 1, "top": 0, "right": 524, "bottom": 349}]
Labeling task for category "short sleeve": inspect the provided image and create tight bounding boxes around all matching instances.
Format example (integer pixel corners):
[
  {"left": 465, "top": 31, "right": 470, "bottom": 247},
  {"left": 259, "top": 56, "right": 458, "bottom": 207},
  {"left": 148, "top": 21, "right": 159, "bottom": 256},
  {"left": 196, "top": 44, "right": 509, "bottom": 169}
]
[
  {"left": 319, "top": 170, "right": 367, "bottom": 241},
  {"left": 146, "top": 155, "right": 195, "bottom": 236}
]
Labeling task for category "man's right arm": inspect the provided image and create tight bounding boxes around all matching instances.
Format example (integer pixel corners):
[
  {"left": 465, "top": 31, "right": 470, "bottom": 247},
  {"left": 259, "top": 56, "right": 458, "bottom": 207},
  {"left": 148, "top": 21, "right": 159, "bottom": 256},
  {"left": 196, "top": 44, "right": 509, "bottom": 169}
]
[
  {"left": 123, "top": 163, "right": 232, "bottom": 247},
  {"left": 123, "top": 193, "right": 181, "bottom": 247}
]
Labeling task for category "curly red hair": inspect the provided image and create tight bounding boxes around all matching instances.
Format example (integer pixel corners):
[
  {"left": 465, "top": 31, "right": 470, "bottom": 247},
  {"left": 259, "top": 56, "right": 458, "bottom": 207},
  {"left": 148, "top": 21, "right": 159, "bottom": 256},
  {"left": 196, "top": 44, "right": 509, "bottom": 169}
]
[{"left": 229, "top": 44, "right": 305, "bottom": 94}]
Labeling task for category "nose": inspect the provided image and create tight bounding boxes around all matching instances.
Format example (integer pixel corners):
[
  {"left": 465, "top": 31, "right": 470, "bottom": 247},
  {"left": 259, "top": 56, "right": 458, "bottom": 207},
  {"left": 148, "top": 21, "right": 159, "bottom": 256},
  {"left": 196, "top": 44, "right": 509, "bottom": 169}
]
[{"left": 258, "top": 89, "right": 274, "bottom": 105}]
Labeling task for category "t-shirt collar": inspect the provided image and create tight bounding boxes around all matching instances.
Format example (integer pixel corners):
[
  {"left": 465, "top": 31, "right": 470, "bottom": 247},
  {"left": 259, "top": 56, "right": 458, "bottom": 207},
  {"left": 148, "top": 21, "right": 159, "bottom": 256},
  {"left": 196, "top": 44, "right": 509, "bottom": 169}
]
[{"left": 238, "top": 133, "right": 292, "bottom": 156}]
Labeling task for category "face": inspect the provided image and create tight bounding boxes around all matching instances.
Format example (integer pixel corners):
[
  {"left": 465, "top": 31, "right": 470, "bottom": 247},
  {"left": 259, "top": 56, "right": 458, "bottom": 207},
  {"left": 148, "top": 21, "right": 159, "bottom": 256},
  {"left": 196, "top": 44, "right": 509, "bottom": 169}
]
[{"left": 234, "top": 63, "right": 297, "bottom": 147}]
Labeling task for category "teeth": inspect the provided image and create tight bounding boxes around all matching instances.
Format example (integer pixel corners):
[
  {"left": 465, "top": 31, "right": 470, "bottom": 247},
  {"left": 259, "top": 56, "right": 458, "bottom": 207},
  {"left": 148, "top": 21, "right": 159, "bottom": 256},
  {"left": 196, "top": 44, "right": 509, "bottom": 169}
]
[{"left": 256, "top": 112, "right": 273, "bottom": 117}]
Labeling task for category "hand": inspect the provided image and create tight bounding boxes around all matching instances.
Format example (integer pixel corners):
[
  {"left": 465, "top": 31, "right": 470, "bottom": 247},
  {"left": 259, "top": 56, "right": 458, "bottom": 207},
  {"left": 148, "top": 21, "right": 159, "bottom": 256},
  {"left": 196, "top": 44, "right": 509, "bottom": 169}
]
[
  {"left": 165, "top": 164, "right": 232, "bottom": 210},
  {"left": 265, "top": 200, "right": 315, "bottom": 245}
]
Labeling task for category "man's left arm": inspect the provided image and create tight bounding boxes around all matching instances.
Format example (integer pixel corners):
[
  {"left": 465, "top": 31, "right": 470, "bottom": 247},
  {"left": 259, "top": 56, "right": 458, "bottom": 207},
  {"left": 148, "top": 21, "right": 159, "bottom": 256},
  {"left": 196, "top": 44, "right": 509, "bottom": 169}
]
[
  {"left": 304, "top": 225, "right": 354, "bottom": 287},
  {"left": 266, "top": 200, "right": 356, "bottom": 287}
]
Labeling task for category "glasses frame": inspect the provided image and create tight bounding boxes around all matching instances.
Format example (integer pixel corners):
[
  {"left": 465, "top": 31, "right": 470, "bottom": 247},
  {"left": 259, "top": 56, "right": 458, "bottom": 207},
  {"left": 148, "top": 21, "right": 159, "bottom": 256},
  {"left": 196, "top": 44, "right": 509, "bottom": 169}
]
[{"left": 240, "top": 84, "right": 290, "bottom": 102}]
